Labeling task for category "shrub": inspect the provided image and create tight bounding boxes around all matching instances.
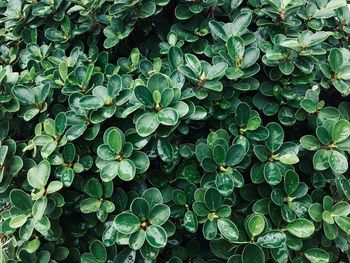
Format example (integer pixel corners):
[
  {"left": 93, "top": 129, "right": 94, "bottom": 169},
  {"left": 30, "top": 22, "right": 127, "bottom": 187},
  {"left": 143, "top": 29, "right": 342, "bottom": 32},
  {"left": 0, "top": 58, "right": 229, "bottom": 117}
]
[{"left": 1, "top": 0, "right": 350, "bottom": 262}]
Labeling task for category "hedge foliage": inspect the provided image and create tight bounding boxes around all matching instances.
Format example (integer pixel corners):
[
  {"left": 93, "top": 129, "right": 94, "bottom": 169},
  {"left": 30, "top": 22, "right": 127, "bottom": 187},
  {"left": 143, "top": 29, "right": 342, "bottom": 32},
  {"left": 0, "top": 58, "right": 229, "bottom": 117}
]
[{"left": 1, "top": 0, "right": 350, "bottom": 262}]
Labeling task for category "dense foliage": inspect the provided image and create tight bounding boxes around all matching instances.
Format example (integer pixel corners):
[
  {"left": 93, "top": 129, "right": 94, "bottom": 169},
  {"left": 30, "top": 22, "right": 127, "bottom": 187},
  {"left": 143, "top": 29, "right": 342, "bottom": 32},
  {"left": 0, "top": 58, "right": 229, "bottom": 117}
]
[{"left": 1, "top": 0, "right": 350, "bottom": 262}]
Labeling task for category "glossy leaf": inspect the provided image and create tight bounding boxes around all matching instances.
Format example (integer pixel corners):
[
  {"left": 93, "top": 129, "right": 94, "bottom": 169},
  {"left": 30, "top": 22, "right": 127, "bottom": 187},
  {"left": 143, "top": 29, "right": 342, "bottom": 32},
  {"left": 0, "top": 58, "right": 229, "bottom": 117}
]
[
  {"left": 136, "top": 112, "right": 160, "bottom": 137},
  {"left": 257, "top": 231, "right": 286, "bottom": 248},
  {"left": 114, "top": 212, "right": 140, "bottom": 235},
  {"left": 287, "top": 219, "right": 315, "bottom": 238},
  {"left": 217, "top": 219, "right": 239, "bottom": 241},
  {"left": 146, "top": 225, "right": 167, "bottom": 248}
]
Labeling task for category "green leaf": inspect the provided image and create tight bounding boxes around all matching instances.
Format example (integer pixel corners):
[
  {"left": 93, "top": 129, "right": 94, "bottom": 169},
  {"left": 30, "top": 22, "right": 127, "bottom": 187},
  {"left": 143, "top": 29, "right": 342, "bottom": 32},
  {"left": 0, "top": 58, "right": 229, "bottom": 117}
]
[
  {"left": 235, "top": 102, "right": 251, "bottom": 127},
  {"left": 107, "top": 128, "right": 123, "bottom": 154},
  {"left": 232, "top": 12, "right": 252, "bottom": 35},
  {"left": 36, "top": 160, "right": 51, "bottom": 186},
  {"left": 216, "top": 173, "right": 234, "bottom": 196},
  {"left": 103, "top": 31, "right": 119, "bottom": 48},
  {"left": 101, "top": 162, "right": 119, "bottom": 182},
  {"left": 10, "top": 189, "right": 33, "bottom": 211},
  {"left": 53, "top": 247, "right": 69, "bottom": 260},
  {"left": 45, "top": 28, "right": 65, "bottom": 42},
  {"left": 175, "top": 4, "right": 192, "bottom": 20},
  {"left": 134, "top": 85, "right": 154, "bottom": 106},
  {"left": 85, "top": 240, "right": 107, "bottom": 262},
  {"left": 209, "top": 20, "right": 227, "bottom": 41},
  {"left": 242, "top": 244, "right": 265, "bottom": 263},
  {"left": 59, "top": 61, "right": 68, "bottom": 81},
  {"left": 10, "top": 214, "right": 28, "bottom": 228},
  {"left": 147, "top": 73, "right": 169, "bottom": 92},
  {"left": 203, "top": 220, "right": 217, "bottom": 240},
  {"left": 265, "top": 51, "right": 285, "bottom": 60},
  {"left": 217, "top": 218, "right": 239, "bottom": 241},
  {"left": 61, "top": 167, "right": 74, "bottom": 187},
  {"left": 81, "top": 243, "right": 102, "bottom": 263},
  {"left": 157, "top": 107, "right": 179, "bottom": 126},
  {"left": 80, "top": 198, "right": 101, "bottom": 214},
  {"left": 313, "top": 9, "right": 335, "bottom": 19},
  {"left": 146, "top": 225, "right": 167, "bottom": 248},
  {"left": 313, "top": 149, "right": 330, "bottom": 171},
  {"left": 129, "top": 229, "right": 146, "bottom": 250},
  {"left": 278, "top": 153, "right": 299, "bottom": 164},
  {"left": 32, "top": 5, "right": 52, "bottom": 16},
  {"left": 242, "top": 47, "right": 260, "bottom": 69},
  {"left": 247, "top": 214, "right": 265, "bottom": 237},
  {"left": 329, "top": 48, "right": 343, "bottom": 73},
  {"left": 323, "top": 223, "right": 338, "bottom": 240},
  {"left": 131, "top": 197, "right": 150, "bottom": 221},
  {"left": 160, "top": 89, "right": 173, "bottom": 106},
  {"left": 66, "top": 124, "right": 87, "bottom": 141},
  {"left": 226, "top": 144, "right": 246, "bottom": 166},
  {"left": 325, "top": 0, "right": 347, "bottom": 10},
  {"left": 300, "top": 135, "right": 321, "bottom": 151},
  {"left": 79, "top": 95, "right": 104, "bottom": 110},
  {"left": 84, "top": 178, "right": 103, "bottom": 198},
  {"left": 114, "top": 212, "right": 140, "bottom": 235},
  {"left": 32, "top": 196, "right": 47, "bottom": 220},
  {"left": 149, "top": 204, "right": 170, "bottom": 226},
  {"left": 107, "top": 74, "right": 122, "bottom": 97},
  {"left": 227, "top": 36, "right": 245, "bottom": 61},
  {"left": 265, "top": 122, "right": 284, "bottom": 152},
  {"left": 136, "top": 112, "right": 160, "bottom": 137},
  {"left": 81, "top": 253, "right": 99, "bottom": 262},
  {"left": 305, "top": 31, "right": 331, "bottom": 47},
  {"left": 138, "top": 1, "right": 156, "bottom": 18},
  {"left": 331, "top": 202, "right": 350, "bottom": 216},
  {"left": 184, "top": 211, "right": 198, "bottom": 233},
  {"left": 157, "top": 139, "right": 173, "bottom": 162},
  {"left": 142, "top": 188, "right": 163, "bottom": 209},
  {"left": 304, "top": 248, "right": 330, "bottom": 263},
  {"left": 335, "top": 216, "right": 350, "bottom": 234},
  {"left": 300, "top": 99, "right": 317, "bottom": 113},
  {"left": 329, "top": 150, "right": 348, "bottom": 174},
  {"left": 338, "top": 65, "right": 350, "bottom": 80},
  {"left": 12, "top": 85, "right": 35, "bottom": 104},
  {"left": 204, "top": 188, "right": 222, "bottom": 211},
  {"left": 281, "top": 39, "right": 300, "bottom": 50},
  {"left": 140, "top": 243, "right": 159, "bottom": 260},
  {"left": 264, "top": 162, "right": 282, "bottom": 185},
  {"left": 287, "top": 219, "right": 315, "bottom": 238},
  {"left": 333, "top": 79, "right": 350, "bottom": 95},
  {"left": 151, "top": 90, "right": 160, "bottom": 106},
  {"left": 118, "top": 159, "right": 136, "bottom": 181},
  {"left": 178, "top": 65, "right": 197, "bottom": 81},
  {"left": 257, "top": 231, "right": 286, "bottom": 248},
  {"left": 279, "top": 61, "right": 294, "bottom": 75},
  {"left": 212, "top": 144, "right": 226, "bottom": 165},
  {"left": 254, "top": 145, "right": 269, "bottom": 162},
  {"left": 46, "top": 181, "right": 63, "bottom": 194},
  {"left": 130, "top": 151, "right": 150, "bottom": 173},
  {"left": 168, "top": 46, "right": 183, "bottom": 69},
  {"left": 308, "top": 203, "right": 323, "bottom": 222},
  {"left": 184, "top": 54, "right": 202, "bottom": 75},
  {"left": 206, "top": 62, "right": 228, "bottom": 80},
  {"left": 284, "top": 170, "right": 299, "bottom": 195},
  {"left": 332, "top": 119, "right": 350, "bottom": 143},
  {"left": 55, "top": 112, "right": 67, "bottom": 136},
  {"left": 323, "top": 211, "right": 334, "bottom": 224},
  {"left": 202, "top": 79, "right": 223, "bottom": 92}
]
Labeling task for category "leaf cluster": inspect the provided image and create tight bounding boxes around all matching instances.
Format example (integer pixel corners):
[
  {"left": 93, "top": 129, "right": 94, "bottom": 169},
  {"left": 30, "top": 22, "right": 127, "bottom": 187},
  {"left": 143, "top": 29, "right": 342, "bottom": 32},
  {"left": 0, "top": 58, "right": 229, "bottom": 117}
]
[{"left": 1, "top": 0, "right": 350, "bottom": 262}]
